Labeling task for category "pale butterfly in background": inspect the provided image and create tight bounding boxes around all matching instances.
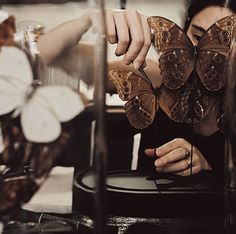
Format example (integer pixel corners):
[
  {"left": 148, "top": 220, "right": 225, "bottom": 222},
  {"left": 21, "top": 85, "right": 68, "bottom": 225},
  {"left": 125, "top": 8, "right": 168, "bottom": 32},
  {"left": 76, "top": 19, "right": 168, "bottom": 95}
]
[
  {"left": 0, "top": 46, "right": 84, "bottom": 143},
  {"left": 0, "top": 10, "right": 9, "bottom": 24}
]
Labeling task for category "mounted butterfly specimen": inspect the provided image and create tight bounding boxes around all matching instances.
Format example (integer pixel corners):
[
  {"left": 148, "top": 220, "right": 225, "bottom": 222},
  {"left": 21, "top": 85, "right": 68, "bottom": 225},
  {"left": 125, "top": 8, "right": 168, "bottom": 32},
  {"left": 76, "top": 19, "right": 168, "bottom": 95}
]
[
  {"left": 148, "top": 15, "right": 236, "bottom": 124},
  {"left": 0, "top": 46, "right": 84, "bottom": 143},
  {"left": 108, "top": 69, "right": 160, "bottom": 129},
  {"left": 109, "top": 15, "right": 236, "bottom": 129},
  {"left": 0, "top": 44, "right": 85, "bottom": 217}
]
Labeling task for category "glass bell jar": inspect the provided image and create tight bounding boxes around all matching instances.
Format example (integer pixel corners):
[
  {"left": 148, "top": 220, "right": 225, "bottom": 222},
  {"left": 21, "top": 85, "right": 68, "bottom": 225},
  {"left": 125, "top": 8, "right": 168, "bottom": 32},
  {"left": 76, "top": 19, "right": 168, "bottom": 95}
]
[
  {"left": 0, "top": 0, "right": 108, "bottom": 233},
  {"left": 225, "top": 35, "right": 236, "bottom": 234}
]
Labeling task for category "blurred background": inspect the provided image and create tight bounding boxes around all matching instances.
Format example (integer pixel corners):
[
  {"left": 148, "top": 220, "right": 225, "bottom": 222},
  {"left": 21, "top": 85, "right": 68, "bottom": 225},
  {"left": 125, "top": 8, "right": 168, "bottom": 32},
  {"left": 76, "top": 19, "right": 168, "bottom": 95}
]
[{"left": 1, "top": 0, "right": 186, "bottom": 88}]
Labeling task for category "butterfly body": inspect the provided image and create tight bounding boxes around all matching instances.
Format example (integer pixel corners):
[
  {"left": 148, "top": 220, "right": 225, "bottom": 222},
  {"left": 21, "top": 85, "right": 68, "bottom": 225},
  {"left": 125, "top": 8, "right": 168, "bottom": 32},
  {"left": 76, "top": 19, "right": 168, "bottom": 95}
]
[
  {"left": 148, "top": 15, "right": 236, "bottom": 124},
  {"left": 149, "top": 15, "right": 236, "bottom": 91}
]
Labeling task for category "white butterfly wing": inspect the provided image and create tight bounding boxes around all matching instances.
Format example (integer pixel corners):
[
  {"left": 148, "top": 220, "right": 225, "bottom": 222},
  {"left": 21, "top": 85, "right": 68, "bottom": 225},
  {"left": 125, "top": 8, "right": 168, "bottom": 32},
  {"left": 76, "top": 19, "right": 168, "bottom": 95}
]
[
  {"left": 0, "top": 10, "right": 9, "bottom": 24},
  {"left": 0, "top": 46, "right": 33, "bottom": 115},
  {"left": 34, "top": 86, "right": 84, "bottom": 122},
  {"left": 0, "top": 78, "right": 26, "bottom": 114},
  {"left": 21, "top": 86, "right": 84, "bottom": 143},
  {"left": 21, "top": 94, "right": 61, "bottom": 143},
  {"left": 0, "top": 46, "right": 33, "bottom": 86}
]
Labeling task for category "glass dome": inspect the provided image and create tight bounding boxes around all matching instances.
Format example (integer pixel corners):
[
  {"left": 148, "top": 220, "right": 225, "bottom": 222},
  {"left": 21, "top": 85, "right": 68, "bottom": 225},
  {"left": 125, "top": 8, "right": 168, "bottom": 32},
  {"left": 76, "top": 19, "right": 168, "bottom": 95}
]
[{"left": 0, "top": 1, "right": 107, "bottom": 233}]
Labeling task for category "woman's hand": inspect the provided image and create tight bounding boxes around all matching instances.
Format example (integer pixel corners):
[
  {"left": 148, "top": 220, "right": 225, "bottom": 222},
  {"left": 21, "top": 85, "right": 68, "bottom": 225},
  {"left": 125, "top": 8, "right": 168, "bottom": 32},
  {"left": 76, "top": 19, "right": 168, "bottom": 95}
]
[
  {"left": 145, "top": 138, "right": 212, "bottom": 176},
  {"left": 105, "top": 9, "right": 151, "bottom": 70}
]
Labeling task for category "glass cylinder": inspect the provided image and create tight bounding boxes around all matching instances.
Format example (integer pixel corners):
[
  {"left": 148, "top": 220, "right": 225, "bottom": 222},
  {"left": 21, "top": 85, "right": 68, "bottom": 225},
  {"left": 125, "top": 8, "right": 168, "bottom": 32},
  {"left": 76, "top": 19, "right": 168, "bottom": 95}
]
[
  {"left": 225, "top": 37, "right": 236, "bottom": 233},
  {"left": 0, "top": 2, "right": 107, "bottom": 233}
]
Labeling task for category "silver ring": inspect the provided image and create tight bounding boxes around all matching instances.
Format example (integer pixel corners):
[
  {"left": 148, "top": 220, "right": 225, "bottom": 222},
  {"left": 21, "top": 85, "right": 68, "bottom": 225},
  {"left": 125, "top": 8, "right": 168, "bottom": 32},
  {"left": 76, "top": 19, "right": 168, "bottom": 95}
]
[{"left": 185, "top": 149, "right": 190, "bottom": 158}]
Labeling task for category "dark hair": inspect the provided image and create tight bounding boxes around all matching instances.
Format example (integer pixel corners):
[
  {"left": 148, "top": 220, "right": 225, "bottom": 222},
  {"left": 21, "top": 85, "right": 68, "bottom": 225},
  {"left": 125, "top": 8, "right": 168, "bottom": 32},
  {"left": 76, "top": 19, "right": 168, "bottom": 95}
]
[{"left": 183, "top": 0, "right": 236, "bottom": 32}]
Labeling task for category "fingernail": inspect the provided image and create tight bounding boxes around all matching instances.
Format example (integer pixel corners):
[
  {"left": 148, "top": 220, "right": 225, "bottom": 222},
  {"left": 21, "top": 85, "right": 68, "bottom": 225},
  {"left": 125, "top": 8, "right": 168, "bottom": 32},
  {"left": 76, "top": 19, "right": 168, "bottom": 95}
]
[
  {"left": 115, "top": 51, "right": 122, "bottom": 57},
  {"left": 108, "top": 36, "right": 117, "bottom": 44}
]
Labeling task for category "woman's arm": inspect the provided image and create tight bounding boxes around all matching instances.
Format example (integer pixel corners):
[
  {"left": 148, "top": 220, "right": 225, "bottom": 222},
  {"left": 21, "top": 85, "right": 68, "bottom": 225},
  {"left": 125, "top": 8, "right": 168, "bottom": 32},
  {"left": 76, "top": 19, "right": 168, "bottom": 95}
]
[
  {"left": 36, "top": 9, "right": 154, "bottom": 84},
  {"left": 37, "top": 12, "right": 91, "bottom": 65},
  {"left": 37, "top": 9, "right": 152, "bottom": 69}
]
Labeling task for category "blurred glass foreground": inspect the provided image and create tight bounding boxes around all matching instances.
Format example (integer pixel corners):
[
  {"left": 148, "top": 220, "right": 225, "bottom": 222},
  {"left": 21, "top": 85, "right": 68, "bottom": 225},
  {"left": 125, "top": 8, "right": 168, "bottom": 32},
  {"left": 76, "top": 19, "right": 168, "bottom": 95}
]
[
  {"left": 225, "top": 37, "right": 236, "bottom": 233},
  {"left": 0, "top": 1, "right": 108, "bottom": 233}
]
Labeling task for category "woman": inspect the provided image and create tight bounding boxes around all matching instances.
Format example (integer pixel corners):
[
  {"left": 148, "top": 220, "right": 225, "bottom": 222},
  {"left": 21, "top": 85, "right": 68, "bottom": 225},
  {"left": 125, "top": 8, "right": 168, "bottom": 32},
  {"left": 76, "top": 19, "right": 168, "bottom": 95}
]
[
  {"left": 105, "top": 0, "right": 236, "bottom": 176},
  {"left": 37, "top": 0, "right": 236, "bottom": 176}
]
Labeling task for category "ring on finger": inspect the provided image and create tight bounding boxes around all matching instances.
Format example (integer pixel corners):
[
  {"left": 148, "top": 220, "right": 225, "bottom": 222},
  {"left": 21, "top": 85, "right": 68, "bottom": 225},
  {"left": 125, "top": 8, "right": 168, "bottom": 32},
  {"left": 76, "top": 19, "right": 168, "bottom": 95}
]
[{"left": 184, "top": 149, "right": 190, "bottom": 158}]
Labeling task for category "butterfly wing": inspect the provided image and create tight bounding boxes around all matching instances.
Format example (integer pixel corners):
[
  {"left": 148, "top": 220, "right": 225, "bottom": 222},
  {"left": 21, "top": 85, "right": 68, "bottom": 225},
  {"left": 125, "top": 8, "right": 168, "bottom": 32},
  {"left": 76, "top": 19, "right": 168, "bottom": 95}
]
[
  {"left": 21, "top": 86, "right": 84, "bottom": 143},
  {"left": 109, "top": 69, "right": 159, "bottom": 129},
  {"left": 108, "top": 70, "right": 133, "bottom": 101},
  {"left": 124, "top": 91, "right": 158, "bottom": 129},
  {"left": 0, "top": 46, "right": 33, "bottom": 115},
  {"left": 34, "top": 86, "right": 84, "bottom": 122},
  {"left": 197, "top": 15, "right": 236, "bottom": 91},
  {"left": 21, "top": 94, "right": 61, "bottom": 143},
  {"left": 0, "top": 10, "right": 9, "bottom": 24},
  {"left": 148, "top": 16, "right": 194, "bottom": 89}
]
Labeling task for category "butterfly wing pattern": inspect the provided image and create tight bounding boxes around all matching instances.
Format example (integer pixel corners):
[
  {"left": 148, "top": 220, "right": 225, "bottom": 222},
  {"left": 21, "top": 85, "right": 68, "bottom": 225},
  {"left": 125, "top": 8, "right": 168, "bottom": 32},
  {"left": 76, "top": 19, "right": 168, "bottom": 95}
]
[
  {"left": 147, "top": 15, "right": 236, "bottom": 124},
  {"left": 197, "top": 15, "right": 236, "bottom": 91},
  {"left": 109, "top": 70, "right": 159, "bottom": 129},
  {"left": 110, "top": 15, "right": 236, "bottom": 128},
  {"left": 148, "top": 16, "right": 194, "bottom": 90}
]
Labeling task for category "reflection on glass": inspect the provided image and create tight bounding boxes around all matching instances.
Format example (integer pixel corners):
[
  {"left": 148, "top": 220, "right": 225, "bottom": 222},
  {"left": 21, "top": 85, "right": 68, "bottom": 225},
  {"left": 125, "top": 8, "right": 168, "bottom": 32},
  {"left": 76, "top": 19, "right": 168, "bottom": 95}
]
[
  {"left": 225, "top": 38, "right": 236, "bottom": 232},
  {"left": 0, "top": 2, "right": 106, "bottom": 233}
]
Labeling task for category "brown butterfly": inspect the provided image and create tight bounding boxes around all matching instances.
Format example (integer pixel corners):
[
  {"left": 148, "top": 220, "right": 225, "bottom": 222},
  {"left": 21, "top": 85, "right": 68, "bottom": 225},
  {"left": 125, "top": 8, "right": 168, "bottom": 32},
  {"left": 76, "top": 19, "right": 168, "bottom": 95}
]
[
  {"left": 108, "top": 69, "right": 160, "bottom": 129},
  {"left": 109, "top": 15, "right": 236, "bottom": 128},
  {"left": 147, "top": 15, "right": 236, "bottom": 124},
  {"left": 148, "top": 15, "right": 236, "bottom": 91}
]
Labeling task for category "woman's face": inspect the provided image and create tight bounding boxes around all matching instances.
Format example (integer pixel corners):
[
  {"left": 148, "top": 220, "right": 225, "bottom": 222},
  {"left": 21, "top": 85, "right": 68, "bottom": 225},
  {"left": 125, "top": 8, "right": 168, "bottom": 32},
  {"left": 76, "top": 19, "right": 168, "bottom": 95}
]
[{"left": 187, "top": 6, "right": 234, "bottom": 45}]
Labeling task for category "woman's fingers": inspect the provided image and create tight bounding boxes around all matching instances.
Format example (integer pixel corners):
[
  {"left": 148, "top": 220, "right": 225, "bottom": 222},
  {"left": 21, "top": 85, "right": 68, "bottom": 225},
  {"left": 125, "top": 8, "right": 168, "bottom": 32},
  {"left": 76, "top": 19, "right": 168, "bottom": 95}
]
[
  {"left": 132, "top": 15, "right": 151, "bottom": 69},
  {"left": 174, "top": 166, "right": 199, "bottom": 176},
  {"left": 154, "top": 147, "right": 189, "bottom": 167},
  {"left": 106, "top": 9, "right": 151, "bottom": 69},
  {"left": 145, "top": 138, "right": 212, "bottom": 176},
  {"left": 106, "top": 10, "right": 117, "bottom": 44},
  {"left": 156, "top": 159, "right": 192, "bottom": 173},
  {"left": 113, "top": 11, "right": 130, "bottom": 56},
  {"left": 155, "top": 138, "right": 190, "bottom": 157},
  {"left": 145, "top": 138, "right": 190, "bottom": 159},
  {"left": 123, "top": 10, "right": 144, "bottom": 65},
  {"left": 145, "top": 138, "right": 193, "bottom": 169}
]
